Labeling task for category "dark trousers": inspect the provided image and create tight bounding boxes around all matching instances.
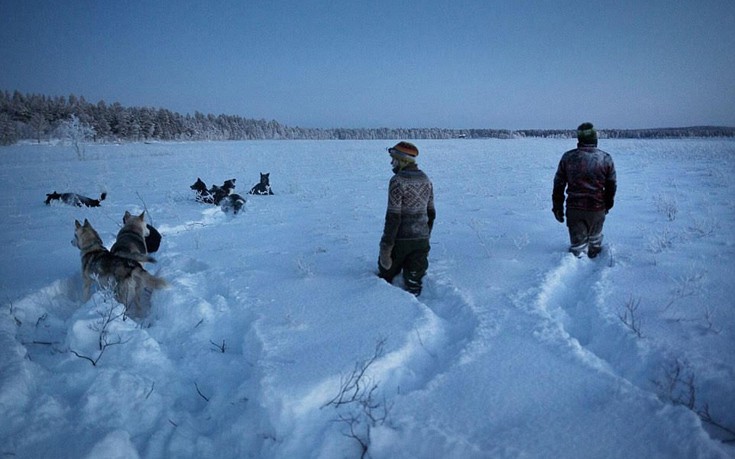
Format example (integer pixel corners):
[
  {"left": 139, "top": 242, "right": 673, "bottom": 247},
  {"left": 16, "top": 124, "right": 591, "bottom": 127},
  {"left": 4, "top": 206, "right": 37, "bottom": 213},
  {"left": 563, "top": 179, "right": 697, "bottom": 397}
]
[
  {"left": 378, "top": 239, "right": 430, "bottom": 295},
  {"left": 566, "top": 208, "right": 606, "bottom": 257}
]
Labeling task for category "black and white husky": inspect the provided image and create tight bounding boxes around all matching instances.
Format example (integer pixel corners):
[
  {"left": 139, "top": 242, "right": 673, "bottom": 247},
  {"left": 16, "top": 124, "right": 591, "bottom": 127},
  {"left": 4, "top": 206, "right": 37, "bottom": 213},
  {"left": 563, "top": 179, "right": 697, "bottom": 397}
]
[
  {"left": 217, "top": 178, "right": 246, "bottom": 214},
  {"left": 190, "top": 177, "right": 245, "bottom": 214},
  {"left": 190, "top": 178, "right": 214, "bottom": 204},
  {"left": 248, "top": 173, "right": 274, "bottom": 195},
  {"left": 45, "top": 191, "right": 107, "bottom": 207}
]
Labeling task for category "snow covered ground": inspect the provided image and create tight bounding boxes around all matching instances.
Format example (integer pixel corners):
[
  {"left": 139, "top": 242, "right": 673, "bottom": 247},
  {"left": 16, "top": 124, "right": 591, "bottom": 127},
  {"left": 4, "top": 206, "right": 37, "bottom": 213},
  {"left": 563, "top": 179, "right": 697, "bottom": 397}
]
[{"left": 1, "top": 138, "right": 733, "bottom": 458}]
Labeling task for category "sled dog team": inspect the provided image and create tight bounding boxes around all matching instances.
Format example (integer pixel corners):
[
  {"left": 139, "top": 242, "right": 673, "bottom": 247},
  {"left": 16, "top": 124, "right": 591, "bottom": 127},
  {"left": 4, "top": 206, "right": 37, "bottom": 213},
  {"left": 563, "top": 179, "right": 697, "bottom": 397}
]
[
  {"left": 189, "top": 173, "right": 274, "bottom": 213},
  {"left": 59, "top": 173, "right": 275, "bottom": 320}
]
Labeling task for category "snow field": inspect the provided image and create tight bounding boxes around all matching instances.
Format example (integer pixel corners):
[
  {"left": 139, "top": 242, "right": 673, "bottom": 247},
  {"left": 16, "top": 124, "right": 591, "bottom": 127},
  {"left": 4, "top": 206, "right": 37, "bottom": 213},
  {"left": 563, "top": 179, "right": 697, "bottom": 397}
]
[{"left": 1, "top": 138, "right": 733, "bottom": 458}]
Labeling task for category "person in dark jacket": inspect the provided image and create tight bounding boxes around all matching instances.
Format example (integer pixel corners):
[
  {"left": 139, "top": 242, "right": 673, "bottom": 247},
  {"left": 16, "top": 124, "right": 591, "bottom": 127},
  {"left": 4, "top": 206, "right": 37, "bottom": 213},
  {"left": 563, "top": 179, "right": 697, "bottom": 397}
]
[
  {"left": 379, "top": 141, "right": 436, "bottom": 295},
  {"left": 552, "top": 122, "right": 617, "bottom": 258}
]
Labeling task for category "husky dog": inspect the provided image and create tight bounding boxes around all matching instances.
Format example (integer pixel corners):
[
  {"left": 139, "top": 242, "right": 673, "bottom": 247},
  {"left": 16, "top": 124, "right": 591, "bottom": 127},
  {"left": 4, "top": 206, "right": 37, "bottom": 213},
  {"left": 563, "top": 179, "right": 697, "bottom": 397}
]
[
  {"left": 217, "top": 178, "right": 245, "bottom": 213},
  {"left": 190, "top": 178, "right": 214, "bottom": 204},
  {"left": 191, "top": 177, "right": 245, "bottom": 213},
  {"left": 221, "top": 193, "right": 246, "bottom": 214},
  {"left": 217, "top": 178, "right": 246, "bottom": 214},
  {"left": 45, "top": 191, "right": 107, "bottom": 207},
  {"left": 209, "top": 178, "right": 236, "bottom": 204},
  {"left": 248, "top": 173, "right": 274, "bottom": 195},
  {"left": 111, "top": 211, "right": 156, "bottom": 265},
  {"left": 72, "top": 219, "right": 167, "bottom": 318}
]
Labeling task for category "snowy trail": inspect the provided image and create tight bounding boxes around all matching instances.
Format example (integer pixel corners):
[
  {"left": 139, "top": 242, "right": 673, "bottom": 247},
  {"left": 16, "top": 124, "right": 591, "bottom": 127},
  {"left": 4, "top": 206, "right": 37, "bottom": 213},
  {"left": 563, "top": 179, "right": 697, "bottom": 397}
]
[
  {"left": 139, "top": 208, "right": 279, "bottom": 457},
  {"left": 521, "top": 249, "right": 666, "bottom": 404},
  {"left": 256, "top": 271, "right": 487, "bottom": 457},
  {"left": 530, "top": 253, "right": 616, "bottom": 369},
  {"left": 521, "top": 251, "right": 642, "bottom": 378},
  {"left": 372, "top": 275, "right": 481, "bottom": 393}
]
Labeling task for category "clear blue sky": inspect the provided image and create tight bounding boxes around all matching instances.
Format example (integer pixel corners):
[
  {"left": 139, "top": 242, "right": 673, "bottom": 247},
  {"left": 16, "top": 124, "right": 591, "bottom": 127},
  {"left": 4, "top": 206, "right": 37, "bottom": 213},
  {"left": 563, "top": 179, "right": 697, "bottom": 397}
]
[{"left": 1, "top": 0, "right": 734, "bottom": 129}]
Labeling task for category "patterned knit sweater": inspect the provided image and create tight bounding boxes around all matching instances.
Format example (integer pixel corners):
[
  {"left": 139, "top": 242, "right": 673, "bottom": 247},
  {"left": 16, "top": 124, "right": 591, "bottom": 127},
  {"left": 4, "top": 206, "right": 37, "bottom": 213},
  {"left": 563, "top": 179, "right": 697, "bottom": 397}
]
[{"left": 380, "top": 165, "right": 436, "bottom": 250}]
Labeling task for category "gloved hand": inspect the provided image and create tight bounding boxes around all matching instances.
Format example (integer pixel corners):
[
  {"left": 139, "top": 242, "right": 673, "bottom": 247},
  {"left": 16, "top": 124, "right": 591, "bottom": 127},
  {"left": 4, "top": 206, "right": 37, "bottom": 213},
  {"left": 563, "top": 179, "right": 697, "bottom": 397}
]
[
  {"left": 379, "top": 247, "right": 393, "bottom": 270},
  {"left": 553, "top": 208, "right": 564, "bottom": 223}
]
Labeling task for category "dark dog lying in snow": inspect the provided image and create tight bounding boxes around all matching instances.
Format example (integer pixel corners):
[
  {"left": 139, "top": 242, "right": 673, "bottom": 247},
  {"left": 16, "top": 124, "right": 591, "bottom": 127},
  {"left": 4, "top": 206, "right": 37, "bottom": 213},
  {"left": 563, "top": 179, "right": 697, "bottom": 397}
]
[
  {"left": 190, "top": 178, "right": 245, "bottom": 214},
  {"left": 214, "top": 178, "right": 246, "bottom": 214},
  {"left": 45, "top": 191, "right": 107, "bottom": 207},
  {"left": 210, "top": 178, "right": 237, "bottom": 205},
  {"left": 190, "top": 178, "right": 215, "bottom": 204},
  {"left": 145, "top": 224, "right": 162, "bottom": 253},
  {"left": 248, "top": 173, "right": 274, "bottom": 195},
  {"left": 110, "top": 210, "right": 163, "bottom": 260}
]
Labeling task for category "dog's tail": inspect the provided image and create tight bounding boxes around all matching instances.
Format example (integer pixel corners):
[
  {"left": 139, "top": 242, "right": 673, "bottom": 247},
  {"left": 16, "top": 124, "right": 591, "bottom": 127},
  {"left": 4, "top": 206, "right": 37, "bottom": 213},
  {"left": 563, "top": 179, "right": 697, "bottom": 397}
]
[
  {"left": 99, "top": 192, "right": 107, "bottom": 202},
  {"left": 125, "top": 268, "right": 168, "bottom": 319},
  {"left": 115, "top": 251, "right": 157, "bottom": 264},
  {"left": 135, "top": 269, "right": 168, "bottom": 291}
]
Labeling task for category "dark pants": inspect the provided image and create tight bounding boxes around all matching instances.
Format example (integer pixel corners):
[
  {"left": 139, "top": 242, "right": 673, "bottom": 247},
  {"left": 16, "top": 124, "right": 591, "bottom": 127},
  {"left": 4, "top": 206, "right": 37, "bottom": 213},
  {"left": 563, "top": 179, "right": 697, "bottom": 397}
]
[
  {"left": 566, "top": 208, "right": 606, "bottom": 257},
  {"left": 378, "top": 239, "right": 430, "bottom": 295}
]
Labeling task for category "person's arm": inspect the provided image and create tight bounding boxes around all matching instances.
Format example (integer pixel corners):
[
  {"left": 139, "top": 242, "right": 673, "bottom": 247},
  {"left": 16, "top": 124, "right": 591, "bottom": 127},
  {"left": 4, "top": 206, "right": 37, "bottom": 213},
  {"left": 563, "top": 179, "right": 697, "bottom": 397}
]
[
  {"left": 604, "top": 158, "right": 617, "bottom": 212},
  {"left": 427, "top": 184, "right": 435, "bottom": 233},
  {"left": 380, "top": 177, "right": 402, "bottom": 251},
  {"left": 552, "top": 159, "right": 566, "bottom": 222}
]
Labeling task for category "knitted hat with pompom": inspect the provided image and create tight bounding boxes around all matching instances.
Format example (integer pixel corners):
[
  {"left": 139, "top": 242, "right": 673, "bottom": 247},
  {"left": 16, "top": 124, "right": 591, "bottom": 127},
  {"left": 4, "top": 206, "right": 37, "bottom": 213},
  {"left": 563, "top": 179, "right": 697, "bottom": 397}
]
[{"left": 388, "top": 141, "right": 419, "bottom": 162}]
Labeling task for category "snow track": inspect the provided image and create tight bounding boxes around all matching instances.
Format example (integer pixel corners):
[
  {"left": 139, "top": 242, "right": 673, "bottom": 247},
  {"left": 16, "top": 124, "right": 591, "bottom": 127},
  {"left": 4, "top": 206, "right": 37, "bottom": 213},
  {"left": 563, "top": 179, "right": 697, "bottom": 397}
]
[
  {"left": 523, "top": 250, "right": 671, "bottom": 405},
  {"left": 531, "top": 253, "right": 616, "bottom": 370},
  {"left": 373, "top": 274, "right": 482, "bottom": 395}
]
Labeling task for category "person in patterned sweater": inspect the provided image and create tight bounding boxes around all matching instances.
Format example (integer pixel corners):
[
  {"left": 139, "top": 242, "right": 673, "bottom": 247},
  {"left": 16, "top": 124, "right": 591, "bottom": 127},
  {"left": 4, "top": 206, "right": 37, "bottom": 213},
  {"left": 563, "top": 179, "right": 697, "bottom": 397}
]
[
  {"left": 552, "top": 122, "right": 617, "bottom": 258},
  {"left": 379, "top": 141, "right": 436, "bottom": 295}
]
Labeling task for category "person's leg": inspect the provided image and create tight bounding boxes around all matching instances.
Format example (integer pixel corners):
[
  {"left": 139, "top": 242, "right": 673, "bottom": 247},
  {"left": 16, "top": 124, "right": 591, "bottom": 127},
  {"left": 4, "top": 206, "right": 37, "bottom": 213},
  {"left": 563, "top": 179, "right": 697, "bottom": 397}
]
[
  {"left": 378, "top": 241, "right": 409, "bottom": 283},
  {"left": 378, "top": 251, "right": 402, "bottom": 283},
  {"left": 587, "top": 211, "right": 606, "bottom": 258},
  {"left": 565, "top": 209, "right": 588, "bottom": 257},
  {"left": 402, "top": 240, "right": 430, "bottom": 296}
]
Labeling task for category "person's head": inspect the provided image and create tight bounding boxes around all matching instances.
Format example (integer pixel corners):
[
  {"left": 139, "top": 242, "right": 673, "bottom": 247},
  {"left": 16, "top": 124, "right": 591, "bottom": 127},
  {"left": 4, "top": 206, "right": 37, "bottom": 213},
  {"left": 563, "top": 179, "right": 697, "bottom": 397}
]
[
  {"left": 388, "top": 141, "right": 419, "bottom": 172},
  {"left": 577, "top": 122, "right": 598, "bottom": 146}
]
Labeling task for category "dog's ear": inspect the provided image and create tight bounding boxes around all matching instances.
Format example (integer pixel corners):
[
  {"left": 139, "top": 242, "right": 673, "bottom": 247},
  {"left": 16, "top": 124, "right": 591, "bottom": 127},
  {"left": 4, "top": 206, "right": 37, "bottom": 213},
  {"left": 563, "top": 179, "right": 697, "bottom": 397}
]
[
  {"left": 138, "top": 211, "right": 145, "bottom": 220},
  {"left": 83, "top": 218, "right": 90, "bottom": 226},
  {"left": 123, "top": 210, "right": 132, "bottom": 221},
  {"left": 75, "top": 220, "right": 82, "bottom": 229}
]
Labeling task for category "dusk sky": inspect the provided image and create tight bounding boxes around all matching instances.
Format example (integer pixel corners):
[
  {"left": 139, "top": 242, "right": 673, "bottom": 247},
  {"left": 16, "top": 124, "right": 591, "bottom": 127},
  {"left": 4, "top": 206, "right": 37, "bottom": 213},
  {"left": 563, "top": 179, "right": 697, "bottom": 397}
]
[{"left": 1, "top": 0, "right": 734, "bottom": 130}]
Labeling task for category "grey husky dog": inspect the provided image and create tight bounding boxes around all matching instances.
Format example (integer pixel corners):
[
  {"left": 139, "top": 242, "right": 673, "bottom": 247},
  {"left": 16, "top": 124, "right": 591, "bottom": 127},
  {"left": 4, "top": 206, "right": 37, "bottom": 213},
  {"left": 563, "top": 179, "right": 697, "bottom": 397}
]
[
  {"left": 72, "top": 219, "right": 167, "bottom": 318},
  {"left": 110, "top": 211, "right": 156, "bottom": 265}
]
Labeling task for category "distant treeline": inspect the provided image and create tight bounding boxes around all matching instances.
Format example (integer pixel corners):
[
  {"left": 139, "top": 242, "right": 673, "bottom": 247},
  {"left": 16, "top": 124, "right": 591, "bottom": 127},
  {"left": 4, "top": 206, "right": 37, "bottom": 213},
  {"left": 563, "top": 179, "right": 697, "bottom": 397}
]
[{"left": 1, "top": 90, "right": 734, "bottom": 145}]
